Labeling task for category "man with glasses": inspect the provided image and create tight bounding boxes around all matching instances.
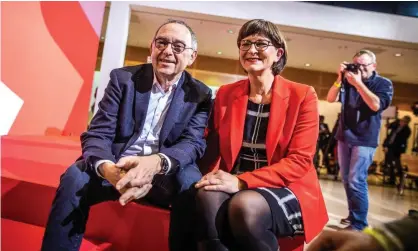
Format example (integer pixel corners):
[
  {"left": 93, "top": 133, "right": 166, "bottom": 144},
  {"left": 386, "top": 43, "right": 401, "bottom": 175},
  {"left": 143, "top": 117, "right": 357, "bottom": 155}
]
[
  {"left": 42, "top": 19, "right": 212, "bottom": 251},
  {"left": 326, "top": 50, "right": 393, "bottom": 231}
]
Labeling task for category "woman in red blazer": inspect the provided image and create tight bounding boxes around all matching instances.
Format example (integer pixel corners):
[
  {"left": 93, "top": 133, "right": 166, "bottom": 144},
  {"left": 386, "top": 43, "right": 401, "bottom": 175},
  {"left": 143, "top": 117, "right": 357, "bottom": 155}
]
[{"left": 195, "top": 19, "right": 328, "bottom": 251}]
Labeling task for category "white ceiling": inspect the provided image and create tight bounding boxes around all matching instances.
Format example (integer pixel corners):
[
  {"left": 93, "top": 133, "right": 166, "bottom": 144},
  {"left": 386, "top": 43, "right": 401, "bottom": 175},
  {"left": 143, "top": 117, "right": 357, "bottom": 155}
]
[{"left": 101, "top": 6, "right": 418, "bottom": 84}]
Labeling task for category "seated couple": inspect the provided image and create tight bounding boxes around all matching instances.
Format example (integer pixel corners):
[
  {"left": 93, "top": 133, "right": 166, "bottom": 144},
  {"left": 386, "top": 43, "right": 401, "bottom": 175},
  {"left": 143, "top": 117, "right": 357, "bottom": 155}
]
[{"left": 41, "top": 19, "right": 328, "bottom": 251}]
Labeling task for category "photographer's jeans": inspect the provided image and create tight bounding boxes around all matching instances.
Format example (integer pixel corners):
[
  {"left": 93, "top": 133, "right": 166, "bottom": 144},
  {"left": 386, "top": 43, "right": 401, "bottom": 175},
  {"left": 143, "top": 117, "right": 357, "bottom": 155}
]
[{"left": 338, "top": 141, "right": 376, "bottom": 230}]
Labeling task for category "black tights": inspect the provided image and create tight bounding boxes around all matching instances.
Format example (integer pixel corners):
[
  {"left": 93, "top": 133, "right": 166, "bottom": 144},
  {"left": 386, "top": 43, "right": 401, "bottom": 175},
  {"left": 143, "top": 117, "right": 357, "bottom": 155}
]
[{"left": 196, "top": 189, "right": 278, "bottom": 251}]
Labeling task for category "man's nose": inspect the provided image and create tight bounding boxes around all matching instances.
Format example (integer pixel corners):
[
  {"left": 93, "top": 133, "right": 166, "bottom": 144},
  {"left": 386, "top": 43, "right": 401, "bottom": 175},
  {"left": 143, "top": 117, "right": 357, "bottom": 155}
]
[{"left": 162, "top": 43, "right": 174, "bottom": 55}]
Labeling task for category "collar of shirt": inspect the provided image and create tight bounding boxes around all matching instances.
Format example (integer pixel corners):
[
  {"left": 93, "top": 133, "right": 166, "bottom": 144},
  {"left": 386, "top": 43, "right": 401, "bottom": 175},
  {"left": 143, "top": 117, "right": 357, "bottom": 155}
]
[
  {"left": 153, "top": 72, "right": 180, "bottom": 95},
  {"left": 363, "top": 71, "right": 377, "bottom": 85}
]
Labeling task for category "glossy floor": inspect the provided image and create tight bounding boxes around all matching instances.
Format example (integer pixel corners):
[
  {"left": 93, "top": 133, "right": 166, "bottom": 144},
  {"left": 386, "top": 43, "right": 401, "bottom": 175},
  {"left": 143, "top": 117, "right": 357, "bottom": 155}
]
[
  {"left": 319, "top": 178, "right": 418, "bottom": 229},
  {"left": 302, "top": 178, "right": 417, "bottom": 250}
]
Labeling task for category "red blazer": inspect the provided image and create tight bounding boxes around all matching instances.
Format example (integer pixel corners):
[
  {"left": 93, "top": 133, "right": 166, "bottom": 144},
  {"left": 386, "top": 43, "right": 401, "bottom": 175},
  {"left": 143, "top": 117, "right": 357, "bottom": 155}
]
[{"left": 200, "top": 76, "right": 328, "bottom": 243}]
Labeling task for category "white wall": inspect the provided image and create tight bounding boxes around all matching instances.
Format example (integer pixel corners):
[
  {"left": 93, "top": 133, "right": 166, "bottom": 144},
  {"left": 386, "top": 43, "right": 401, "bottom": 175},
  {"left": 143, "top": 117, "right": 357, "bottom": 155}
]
[{"left": 94, "top": 2, "right": 130, "bottom": 114}]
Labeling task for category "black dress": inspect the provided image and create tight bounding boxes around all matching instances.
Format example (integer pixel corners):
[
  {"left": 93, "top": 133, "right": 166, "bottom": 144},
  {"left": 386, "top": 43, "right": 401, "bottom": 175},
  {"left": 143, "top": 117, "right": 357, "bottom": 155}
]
[{"left": 232, "top": 100, "right": 304, "bottom": 237}]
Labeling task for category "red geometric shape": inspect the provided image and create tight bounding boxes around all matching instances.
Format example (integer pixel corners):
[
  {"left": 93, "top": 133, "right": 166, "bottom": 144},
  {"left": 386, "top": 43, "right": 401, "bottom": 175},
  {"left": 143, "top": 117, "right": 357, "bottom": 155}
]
[
  {"left": 1, "top": 2, "right": 84, "bottom": 135},
  {"left": 1, "top": 135, "right": 80, "bottom": 187},
  {"left": 1, "top": 218, "right": 112, "bottom": 251},
  {"left": 1, "top": 135, "right": 305, "bottom": 251},
  {"left": 40, "top": 2, "right": 104, "bottom": 135}
]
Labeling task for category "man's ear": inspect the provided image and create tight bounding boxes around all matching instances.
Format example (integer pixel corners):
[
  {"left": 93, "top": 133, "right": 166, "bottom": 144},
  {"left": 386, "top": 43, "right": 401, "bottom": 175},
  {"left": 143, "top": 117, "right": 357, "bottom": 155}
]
[
  {"left": 188, "top": 51, "right": 198, "bottom": 66},
  {"left": 149, "top": 41, "right": 153, "bottom": 55}
]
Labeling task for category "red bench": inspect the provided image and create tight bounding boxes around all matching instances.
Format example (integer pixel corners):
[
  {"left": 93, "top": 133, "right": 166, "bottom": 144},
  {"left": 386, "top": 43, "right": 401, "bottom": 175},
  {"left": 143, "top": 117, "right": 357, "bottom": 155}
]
[
  {"left": 1, "top": 218, "right": 112, "bottom": 251},
  {"left": 1, "top": 135, "right": 304, "bottom": 251}
]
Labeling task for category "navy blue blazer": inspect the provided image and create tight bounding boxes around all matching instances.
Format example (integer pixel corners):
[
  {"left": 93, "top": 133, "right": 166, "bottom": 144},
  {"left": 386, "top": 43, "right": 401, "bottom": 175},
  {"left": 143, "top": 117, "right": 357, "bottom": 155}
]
[{"left": 80, "top": 64, "right": 212, "bottom": 190}]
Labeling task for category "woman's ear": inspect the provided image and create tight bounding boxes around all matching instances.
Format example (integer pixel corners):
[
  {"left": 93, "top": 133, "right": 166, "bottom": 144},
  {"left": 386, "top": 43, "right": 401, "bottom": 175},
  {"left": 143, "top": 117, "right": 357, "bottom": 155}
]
[{"left": 275, "top": 48, "right": 284, "bottom": 63}]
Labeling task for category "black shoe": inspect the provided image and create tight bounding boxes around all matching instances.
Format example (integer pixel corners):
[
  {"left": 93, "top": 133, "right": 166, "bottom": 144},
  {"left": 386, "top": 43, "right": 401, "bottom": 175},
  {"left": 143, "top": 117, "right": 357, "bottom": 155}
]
[
  {"left": 397, "top": 184, "right": 404, "bottom": 196},
  {"left": 339, "top": 225, "right": 360, "bottom": 231},
  {"left": 340, "top": 217, "right": 351, "bottom": 225}
]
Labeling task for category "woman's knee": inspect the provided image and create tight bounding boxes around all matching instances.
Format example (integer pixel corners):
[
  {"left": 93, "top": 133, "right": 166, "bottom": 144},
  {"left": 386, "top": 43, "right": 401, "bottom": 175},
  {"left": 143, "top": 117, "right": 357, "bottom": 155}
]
[
  {"left": 196, "top": 188, "right": 210, "bottom": 208},
  {"left": 196, "top": 188, "right": 228, "bottom": 208},
  {"left": 195, "top": 189, "right": 231, "bottom": 225},
  {"left": 228, "top": 190, "right": 270, "bottom": 231},
  {"left": 195, "top": 189, "right": 231, "bottom": 240}
]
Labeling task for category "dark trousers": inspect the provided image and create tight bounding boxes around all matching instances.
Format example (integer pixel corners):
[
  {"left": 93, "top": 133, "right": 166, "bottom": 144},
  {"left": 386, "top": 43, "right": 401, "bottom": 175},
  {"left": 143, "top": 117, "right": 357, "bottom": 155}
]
[
  {"left": 41, "top": 160, "right": 200, "bottom": 251},
  {"left": 319, "top": 143, "right": 330, "bottom": 168},
  {"left": 385, "top": 149, "right": 403, "bottom": 185}
]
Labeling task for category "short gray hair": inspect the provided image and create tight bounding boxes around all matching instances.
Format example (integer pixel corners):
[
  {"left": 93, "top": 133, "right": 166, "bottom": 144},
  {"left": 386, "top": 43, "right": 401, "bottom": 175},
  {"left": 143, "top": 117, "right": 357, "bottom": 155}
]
[
  {"left": 353, "top": 49, "right": 376, "bottom": 63},
  {"left": 154, "top": 19, "right": 198, "bottom": 51}
]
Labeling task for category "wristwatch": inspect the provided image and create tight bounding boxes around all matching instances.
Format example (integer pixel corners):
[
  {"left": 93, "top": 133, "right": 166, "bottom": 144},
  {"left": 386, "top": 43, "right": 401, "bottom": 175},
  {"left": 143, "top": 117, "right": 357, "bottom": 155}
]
[{"left": 157, "top": 153, "right": 170, "bottom": 174}]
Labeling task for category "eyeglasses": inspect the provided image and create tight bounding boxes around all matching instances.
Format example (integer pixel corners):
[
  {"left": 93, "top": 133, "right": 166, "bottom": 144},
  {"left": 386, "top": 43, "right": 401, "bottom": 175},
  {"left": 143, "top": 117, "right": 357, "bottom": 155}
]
[
  {"left": 356, "top": 63, "right": 373, "bottom": 68},
  {"left": 239, "top": 40, "right": 273, "bottom": 51},
  {"left": 154, "top": 38, "right": 194, "bottom": 54}
]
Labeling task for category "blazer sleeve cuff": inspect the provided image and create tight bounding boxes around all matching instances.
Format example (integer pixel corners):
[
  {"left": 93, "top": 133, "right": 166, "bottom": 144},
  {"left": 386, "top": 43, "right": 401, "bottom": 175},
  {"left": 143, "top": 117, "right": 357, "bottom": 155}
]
[
  {"left": 237, "top": 172, "right": 257, "bottom": 189},
  {"left": 159, "top": 148, "right": 188, "bottom": 173},
  {"left": 94, "top": 160, "right": 115, "bottom": 178}
]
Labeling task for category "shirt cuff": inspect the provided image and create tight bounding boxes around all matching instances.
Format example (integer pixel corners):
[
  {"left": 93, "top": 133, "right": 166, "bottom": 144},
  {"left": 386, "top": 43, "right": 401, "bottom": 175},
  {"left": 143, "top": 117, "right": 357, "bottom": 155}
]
[
  {"left": 158, "top": 153, "right": 171, "bottom": 174},
  {"left": 94, "top": 160, "right": 115, "bottom": 178}
]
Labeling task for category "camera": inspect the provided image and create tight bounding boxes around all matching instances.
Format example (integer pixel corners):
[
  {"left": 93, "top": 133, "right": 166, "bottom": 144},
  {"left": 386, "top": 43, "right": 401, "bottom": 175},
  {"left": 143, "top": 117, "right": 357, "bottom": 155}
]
[{"left": 344, "top": 63, "right": 359, "bottom": 74}]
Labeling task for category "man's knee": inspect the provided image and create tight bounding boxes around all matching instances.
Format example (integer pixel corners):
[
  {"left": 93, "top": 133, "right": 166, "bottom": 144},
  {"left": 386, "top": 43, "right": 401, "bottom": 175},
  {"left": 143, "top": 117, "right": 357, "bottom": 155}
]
[
  {"left": 176, "top": 164, "right": 202, "bottom": 193},
  {"left": 348, "top": 171, "right": 368, "bottom": 191},
  {"left": 57, "top": 160, "right": 91, "bottom": 197},
  {"left": 340, "top": 175, "right": 350, "bottom": 184}
]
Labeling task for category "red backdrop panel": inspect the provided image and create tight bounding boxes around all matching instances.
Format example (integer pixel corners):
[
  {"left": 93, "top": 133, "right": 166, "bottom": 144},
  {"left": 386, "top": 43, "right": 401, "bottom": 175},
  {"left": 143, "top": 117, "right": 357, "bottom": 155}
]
[{"left": 1, "top": 2, "right": 104, "bottom": 136}]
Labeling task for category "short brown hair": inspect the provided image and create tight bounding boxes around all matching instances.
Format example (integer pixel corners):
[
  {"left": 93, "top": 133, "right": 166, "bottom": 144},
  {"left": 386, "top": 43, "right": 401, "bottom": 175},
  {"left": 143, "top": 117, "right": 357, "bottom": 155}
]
[
  {"left": 237, "top": 19, "right": 288, "bottom": 76},
  {"left": 353, "top": 49, "right": 376, "bottom": 63}
]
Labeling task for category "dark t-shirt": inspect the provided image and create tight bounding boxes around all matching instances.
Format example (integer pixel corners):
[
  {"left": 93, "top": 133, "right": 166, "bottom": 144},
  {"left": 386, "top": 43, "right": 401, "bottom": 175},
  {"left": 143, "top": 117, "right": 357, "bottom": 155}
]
[{"left": 336, "top": 72, "right": 393, "bottom": 147}]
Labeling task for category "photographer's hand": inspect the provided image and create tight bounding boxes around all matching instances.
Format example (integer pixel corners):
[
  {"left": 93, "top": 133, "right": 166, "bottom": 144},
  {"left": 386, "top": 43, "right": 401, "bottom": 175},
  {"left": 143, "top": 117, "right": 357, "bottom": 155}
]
[
  {"left": 346, "top": 71, "right": 381, "bottom": 112},
  {"left": 345, "top": 71, "right": 363, "bottom": 88},
  {"left": 337, "top": 61, "right": 349, "bottom": 81},
  {"left": 327, "top": 61, "right": 349, "bottom": 103}
]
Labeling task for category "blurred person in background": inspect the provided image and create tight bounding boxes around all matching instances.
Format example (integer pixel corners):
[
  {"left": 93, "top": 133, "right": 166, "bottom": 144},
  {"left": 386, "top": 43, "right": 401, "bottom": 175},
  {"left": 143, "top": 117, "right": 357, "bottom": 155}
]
[
  {"left": 319, "top": 115, "right": 331, "bottom": 168},
  {"left": 383, "top": 115, "right": 411, "bottom": 186},
  {"left": 326, "top": 50, "right": 393, "bottom": 230}
]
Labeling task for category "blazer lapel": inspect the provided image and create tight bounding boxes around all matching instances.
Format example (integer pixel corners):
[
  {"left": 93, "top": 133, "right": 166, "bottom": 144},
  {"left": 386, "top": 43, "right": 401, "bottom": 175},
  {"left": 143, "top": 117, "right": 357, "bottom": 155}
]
[
  {"left": 159, "top": 73, "right": 185, "bottom": 146},
  {"left": 133, "top": 66, "right": 154, "bottom": 133},
  {"left": 118, "top": 65, "right": 153, "bottom": 157},
  {"left": 266, "top": 76, "right": 289, "bottom": 164},
  {"left": 222, "top": 81, "right": 249, "bottom": 171}
]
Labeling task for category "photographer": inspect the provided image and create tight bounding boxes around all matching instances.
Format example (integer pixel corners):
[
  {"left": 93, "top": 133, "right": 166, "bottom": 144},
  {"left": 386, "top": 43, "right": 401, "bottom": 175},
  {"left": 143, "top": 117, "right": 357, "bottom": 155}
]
[{"left": 327, "top": 50, "right": 393, "bottom": 230}]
